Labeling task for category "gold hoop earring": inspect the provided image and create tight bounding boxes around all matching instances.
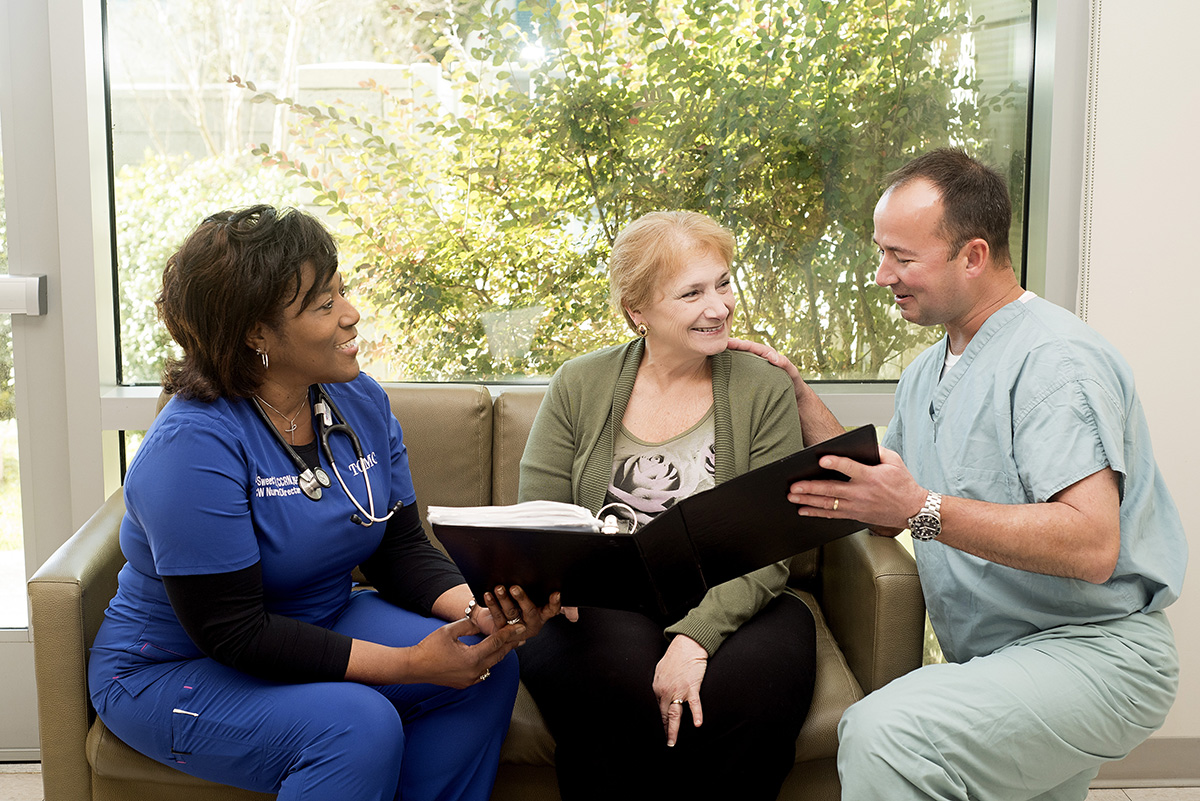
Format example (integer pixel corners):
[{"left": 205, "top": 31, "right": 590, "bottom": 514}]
[{"left": 636, "top": 323, "right": 648, "bottom": 338}]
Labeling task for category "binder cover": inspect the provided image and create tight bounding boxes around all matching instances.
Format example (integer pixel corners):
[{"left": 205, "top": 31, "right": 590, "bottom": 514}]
[{"left": 434, "top": 425, "right": 879, "bottom": 617}]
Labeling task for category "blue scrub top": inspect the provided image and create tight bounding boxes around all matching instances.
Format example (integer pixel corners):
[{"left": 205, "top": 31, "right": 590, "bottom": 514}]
[
  {"left": 91, "top": 373, "right": 416, "bottom": 697},
  {"left": 884, "top": 296, "right": 1187, "bottom": 663}
]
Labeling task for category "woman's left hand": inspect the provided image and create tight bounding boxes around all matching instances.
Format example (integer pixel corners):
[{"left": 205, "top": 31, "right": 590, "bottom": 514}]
[
  {"left": 652, "top": 635, "right": 708, "bottom": 746},
  {"left": 481, "top": 586, "right": 561, "bottom": 642}
]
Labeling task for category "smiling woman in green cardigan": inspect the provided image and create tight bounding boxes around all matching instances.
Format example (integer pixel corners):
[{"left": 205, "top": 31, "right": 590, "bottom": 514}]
[{"left": 518, "top": 211, "right": 817, "bottom": 801}]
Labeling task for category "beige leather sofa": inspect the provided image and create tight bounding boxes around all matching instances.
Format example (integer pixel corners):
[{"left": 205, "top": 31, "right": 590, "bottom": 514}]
[{"left": 29, "top": 383, "right": 925, "bottom": 801}]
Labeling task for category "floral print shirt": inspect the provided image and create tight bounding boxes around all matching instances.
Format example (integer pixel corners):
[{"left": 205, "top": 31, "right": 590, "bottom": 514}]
[{"left": 606, "top": 406, "right": 715, "bottom": 527}]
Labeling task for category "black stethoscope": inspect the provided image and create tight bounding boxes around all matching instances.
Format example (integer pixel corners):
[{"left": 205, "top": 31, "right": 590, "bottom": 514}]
[{"left": 252, "top": 384, "right": 399, "bottom": 527}]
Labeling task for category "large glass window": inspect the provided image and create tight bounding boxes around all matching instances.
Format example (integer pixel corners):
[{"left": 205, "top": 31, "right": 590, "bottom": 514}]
[
  {"left": 108, "top": 0, "right": 1031, "bottom": 384},
  {"left": 0, "top": 115, "right": 27, "bottom": 629}
]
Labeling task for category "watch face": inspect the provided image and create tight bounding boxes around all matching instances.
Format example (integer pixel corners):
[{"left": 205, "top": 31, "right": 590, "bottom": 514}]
[{"left": 909, "top": 512, "right": 940, "bottom": 541}]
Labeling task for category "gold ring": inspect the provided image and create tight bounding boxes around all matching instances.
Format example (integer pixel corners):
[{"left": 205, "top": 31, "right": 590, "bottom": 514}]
[
  {"left": 670, "top": 699, "right": 685, "bottom": 705},
  {"left": 507, "top": 617, "right": 522, "bottom": 626},
  {"left": 832, "top": 498, "right": 839, "bottom": 511},
  {"left": 478, "top": 668, "right": 491, "bottom": 681}
]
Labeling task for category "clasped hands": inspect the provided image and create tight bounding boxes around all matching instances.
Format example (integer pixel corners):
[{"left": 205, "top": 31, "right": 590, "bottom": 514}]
[{"left": 414, "top": 586, "right": 559, "bottom": 690}]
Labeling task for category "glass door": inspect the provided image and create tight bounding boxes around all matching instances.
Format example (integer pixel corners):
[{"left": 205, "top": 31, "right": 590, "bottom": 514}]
[
  {"left": 0, "top": 36, "right": 37, "bottom": 761},
  {"left": 0, "top": 115, "right": 26, "bottom": 631}
]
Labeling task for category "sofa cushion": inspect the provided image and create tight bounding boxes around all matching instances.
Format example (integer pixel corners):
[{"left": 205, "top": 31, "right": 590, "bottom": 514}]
[
  {"left": 492, "top": 388, "right": 547, "bottom": 506},
  {"left": 384, "top": 383, "right": 493, "bottom": 551},
  {"left": 499, "top": 682, "right": 556, "bottom": 765},
  {"left": 793, "top": 591, "right": 863, "bottom": 761},
  {"left": 87, "top": 720, "right": 273, "bottom": 800}
]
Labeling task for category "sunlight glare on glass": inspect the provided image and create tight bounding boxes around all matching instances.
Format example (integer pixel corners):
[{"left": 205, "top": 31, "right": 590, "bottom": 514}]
[{"left": 520, "top": 43, "right": 546, "bottom": 63}]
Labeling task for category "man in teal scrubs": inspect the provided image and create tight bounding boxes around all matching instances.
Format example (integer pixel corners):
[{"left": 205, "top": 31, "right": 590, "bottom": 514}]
[{"left": 738, "top": 149, "right": 1186, "bottom": 800}]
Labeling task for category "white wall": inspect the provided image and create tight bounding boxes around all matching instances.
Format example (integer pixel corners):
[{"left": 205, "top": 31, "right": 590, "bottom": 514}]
[{"left": 1082, "top": 0, "right": 1200, "bottom": 744}]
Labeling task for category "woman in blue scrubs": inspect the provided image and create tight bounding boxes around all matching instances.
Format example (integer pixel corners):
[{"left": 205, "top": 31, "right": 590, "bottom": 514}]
[{"left": 88, "top": 205, "right": 559, "bottom": 801}]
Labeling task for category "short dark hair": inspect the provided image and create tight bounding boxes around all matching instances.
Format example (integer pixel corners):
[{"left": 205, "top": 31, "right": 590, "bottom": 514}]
[
  {"left": 157, "top": 205, "right": 339, "bottom": 401},
  {"left": 885, "top": 148, "right": 1012, "bottom": 268}
]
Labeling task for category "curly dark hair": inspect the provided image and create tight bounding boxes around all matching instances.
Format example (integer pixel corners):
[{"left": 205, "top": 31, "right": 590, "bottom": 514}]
[
  {"left": 157, "top": 205, "right": 339, "bottom": 401},
  {"left": 885, "top": 148, "right": 1012, "bottom": 269}
]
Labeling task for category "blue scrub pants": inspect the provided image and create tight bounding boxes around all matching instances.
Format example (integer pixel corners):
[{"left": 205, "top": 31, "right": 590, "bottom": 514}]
[
  {"left": 92, "top": 591, "right": 519, "bottom": 801},
  {"left": 837, "top": 611, "right": 1178, "bottom": 801}
]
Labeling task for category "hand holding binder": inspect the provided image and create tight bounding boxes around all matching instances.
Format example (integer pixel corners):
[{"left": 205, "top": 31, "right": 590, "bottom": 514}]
[{"left": 431, "top": 425, "right": 880, "bottom": 618}]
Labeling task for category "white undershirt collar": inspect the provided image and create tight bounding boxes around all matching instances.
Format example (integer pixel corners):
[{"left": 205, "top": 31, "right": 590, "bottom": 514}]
[{"left": 941, "top": 290, "right": 1036, "bottom": 376}]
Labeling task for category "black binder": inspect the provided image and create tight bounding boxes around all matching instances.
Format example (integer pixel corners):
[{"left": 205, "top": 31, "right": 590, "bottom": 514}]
[{"left": 433, "top": 425, "right": 879, "bottom": 618}]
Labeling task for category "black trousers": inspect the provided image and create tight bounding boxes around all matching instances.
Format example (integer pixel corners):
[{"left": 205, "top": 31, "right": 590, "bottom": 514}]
[{"left": 518, "top": 594, "right": 817, "bottom": 801}]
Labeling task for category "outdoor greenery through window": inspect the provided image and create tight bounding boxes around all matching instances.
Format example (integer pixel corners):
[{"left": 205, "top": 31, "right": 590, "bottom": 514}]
[
  {"left": 108, "top": 0, "right": 1031, "bottom": 384},
  {"left": 0, "top": 121, "right": 28, "bottom": 629}
]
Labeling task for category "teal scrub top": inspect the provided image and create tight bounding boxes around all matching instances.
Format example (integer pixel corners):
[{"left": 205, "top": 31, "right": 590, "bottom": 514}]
[{"left": 883, "top": 295, "right": 1187, "bottom": 663}]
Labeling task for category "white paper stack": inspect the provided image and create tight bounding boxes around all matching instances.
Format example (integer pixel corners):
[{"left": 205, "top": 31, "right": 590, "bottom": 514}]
[{"left": 426, "top": 501, "right": 602, "bottom": 532}]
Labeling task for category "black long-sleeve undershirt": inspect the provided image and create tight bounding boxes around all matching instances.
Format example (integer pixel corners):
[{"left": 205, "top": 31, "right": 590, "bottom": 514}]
[
  {"left": 358, "top": 503, "right": 466, "bottom": 616},
  {"left": 163, "top": 561, "right": 352, "bottom": 683},
  {"left": 163, "top": 502, "right": 466, "bottom": 683}
]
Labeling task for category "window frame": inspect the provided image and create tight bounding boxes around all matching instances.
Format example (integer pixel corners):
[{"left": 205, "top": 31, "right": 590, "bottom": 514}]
[
  {"left": 98, "top": 0, "right": 1070, "bottom": 438},
  {"left": 84, "top": 0, "right": 1089, "bottom": 456}
]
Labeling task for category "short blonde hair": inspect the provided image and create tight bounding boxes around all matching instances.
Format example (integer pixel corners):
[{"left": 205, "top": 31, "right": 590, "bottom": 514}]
[{"left": 608, "top": 211, "right": 736, "bottom": 332}]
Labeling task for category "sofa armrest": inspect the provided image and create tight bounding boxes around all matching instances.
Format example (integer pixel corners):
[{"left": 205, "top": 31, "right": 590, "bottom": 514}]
[
  {"left": 28, "top": 489, "right": 127, "bottom": 801},
  {"left": 821, "top": 530, "right": 924, "bottom": 694}
]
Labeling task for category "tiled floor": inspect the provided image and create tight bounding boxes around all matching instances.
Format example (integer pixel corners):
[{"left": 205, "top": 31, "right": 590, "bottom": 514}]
[
  {"left": 0, "top": 764, "right": 1195, "bottom": 801},
  {"left": 0, "top": 765, "right": 41, "bottom": 801},
  {"left": 1089, "top": 793, "right": 1200, "bottom": 801}
]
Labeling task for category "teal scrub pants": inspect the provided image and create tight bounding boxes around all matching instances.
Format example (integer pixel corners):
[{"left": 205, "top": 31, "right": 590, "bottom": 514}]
[{"left": 837, "top": 611, "right": 1178, "bottom": 801}]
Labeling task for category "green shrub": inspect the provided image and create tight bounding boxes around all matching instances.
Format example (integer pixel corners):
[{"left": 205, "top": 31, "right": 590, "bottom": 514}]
[
  {"left": 245, "top": 0, "right": 1003, "bottom": 380},
  {"left": 114, "top": 153, "right": 305, "bottom": 384}
]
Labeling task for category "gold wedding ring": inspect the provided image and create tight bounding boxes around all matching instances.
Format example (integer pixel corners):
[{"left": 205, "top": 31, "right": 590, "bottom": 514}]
[{"left": 832, "top": 498, "right": 839, "bottom": 511}]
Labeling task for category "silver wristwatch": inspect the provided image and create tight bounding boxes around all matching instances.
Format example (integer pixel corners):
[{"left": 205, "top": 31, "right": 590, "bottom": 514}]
[{"left": 907, "top": 491, "right": 942, "bottom": 542}]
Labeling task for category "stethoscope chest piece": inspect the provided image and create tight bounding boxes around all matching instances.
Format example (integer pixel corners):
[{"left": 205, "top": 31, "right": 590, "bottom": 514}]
[{"left": 299, "top": 467, "right": 332, "bottom": 501}]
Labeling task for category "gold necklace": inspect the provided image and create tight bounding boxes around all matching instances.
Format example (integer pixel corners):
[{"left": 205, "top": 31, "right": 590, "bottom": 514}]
[{"left": 255, "top": 394, "right": 308, "bottom": 444}]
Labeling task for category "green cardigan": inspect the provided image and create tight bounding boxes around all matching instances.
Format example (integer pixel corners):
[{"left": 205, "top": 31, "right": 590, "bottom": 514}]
[{"left": 518, "top": 339, "right": 805, "bottom": 655}]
